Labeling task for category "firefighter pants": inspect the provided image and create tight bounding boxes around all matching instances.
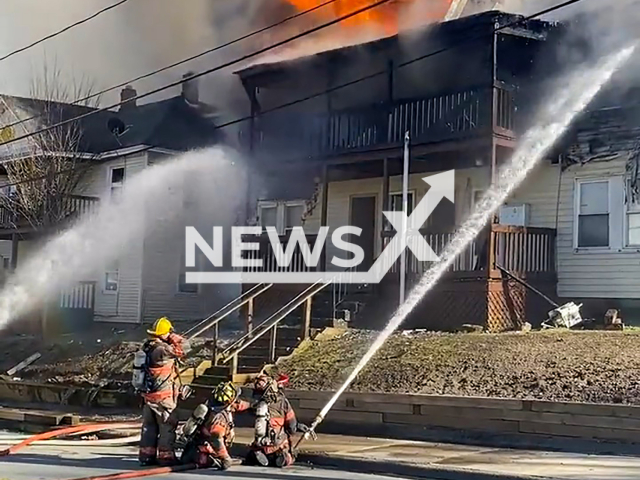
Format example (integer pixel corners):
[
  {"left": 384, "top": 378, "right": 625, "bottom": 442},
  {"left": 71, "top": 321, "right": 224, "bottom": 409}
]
[
  {"left": 139, "top": 403, "right": 178, "bottom": 464},
  {"left": 247, "top": 441, "right": 294, "bottom": 468}
]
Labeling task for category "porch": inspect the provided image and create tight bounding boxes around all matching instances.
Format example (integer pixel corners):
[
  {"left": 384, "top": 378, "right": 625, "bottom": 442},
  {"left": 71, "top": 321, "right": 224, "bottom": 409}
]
[{"left": 243, "top": 224, "right": 557, "bottom": 332}]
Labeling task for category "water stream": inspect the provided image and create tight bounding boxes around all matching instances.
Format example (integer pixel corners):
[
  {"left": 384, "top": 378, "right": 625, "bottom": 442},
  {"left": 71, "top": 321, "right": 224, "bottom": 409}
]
[
  {"left": 309, "top": 45, "right": 637, "bottom": 431},
  {"left": 0, "top": 148, "right": 242, "bottom": 329}
]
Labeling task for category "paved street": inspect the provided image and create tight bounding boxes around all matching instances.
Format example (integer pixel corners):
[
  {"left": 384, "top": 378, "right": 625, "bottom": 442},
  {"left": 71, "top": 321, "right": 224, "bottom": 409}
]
[{"left": 0, "top": 443, "right": 413, "bottom": 480}]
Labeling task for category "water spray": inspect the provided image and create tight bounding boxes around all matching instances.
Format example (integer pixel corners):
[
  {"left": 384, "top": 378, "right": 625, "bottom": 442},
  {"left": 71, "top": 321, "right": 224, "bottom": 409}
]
[
  {"left": 0, "top": 148, "right": 241, "bottom": 330},
  {"left": 296, "top": 44, "right": 636, "bottom": 447}
]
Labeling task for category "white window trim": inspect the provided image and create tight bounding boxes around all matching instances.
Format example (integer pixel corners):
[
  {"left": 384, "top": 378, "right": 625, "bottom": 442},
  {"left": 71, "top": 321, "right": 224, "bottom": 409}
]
[
  {"left": 389, "top": 190, "right": 417, "bottom": 212},
  {"left": 107, "top": 165, "right": 125, "bottom": 200},
  {"left": 573, "top": 176, "right": 624, "bottom": 253},
  {"left": 283, "top": 200, "right": 306, "bottom": 233},
  {"left": 258, "top": 200, "right": 306, "bottom": 235},
  {"left": 103, "top": 269, "right": 119, "bottom": 294}
]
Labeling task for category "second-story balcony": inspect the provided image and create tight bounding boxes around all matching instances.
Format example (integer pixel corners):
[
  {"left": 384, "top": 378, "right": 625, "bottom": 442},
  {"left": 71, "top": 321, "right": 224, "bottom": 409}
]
[
  {"left": 0, "top": 194, "right": 99, "bottom": 236},
  {"left": 252, "top": 83, "right": 517, "bottom": 160}
]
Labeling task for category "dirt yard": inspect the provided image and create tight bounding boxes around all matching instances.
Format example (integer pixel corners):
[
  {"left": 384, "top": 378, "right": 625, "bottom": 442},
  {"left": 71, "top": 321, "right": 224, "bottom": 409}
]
[{"left": 275, "top": 329, "right": 640, "bottom": 405}]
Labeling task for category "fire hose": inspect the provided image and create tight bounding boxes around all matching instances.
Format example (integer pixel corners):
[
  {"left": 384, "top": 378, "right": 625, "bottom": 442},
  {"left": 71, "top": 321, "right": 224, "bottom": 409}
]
[
  {"left": 65, "top": 464, "right": 199, "bottom": 480},
  {"left": 0, "top": 422, "right": 141, "bottom": 456}
]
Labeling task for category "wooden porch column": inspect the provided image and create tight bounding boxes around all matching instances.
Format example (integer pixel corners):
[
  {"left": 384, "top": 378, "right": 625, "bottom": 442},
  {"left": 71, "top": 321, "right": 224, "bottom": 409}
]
[
  {"left": 319, "top": 165, "right": 329, "bottom": 270},
  {"left": 382, "top": 158, "right": 390, "bottom": 232},
  {"left": 244, "top": 82, "right": 261, "bottom": 226},
  {"left": 10, "top": 233, "right": 18, "bottom": 270},
  {"left": 387, "top": 60, "right": 394, "bottom": 102}
]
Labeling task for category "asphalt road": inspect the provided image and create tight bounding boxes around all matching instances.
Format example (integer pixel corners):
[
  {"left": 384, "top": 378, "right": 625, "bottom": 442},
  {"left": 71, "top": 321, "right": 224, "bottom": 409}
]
[{"left": 0, "top": 444, "right": 415, "bottom": 480}]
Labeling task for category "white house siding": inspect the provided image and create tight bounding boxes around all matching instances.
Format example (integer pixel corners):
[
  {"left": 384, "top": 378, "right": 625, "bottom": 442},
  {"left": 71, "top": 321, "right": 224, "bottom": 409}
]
[
  {"left": 511, "top": 157, "right": 640, "bottom": 300},
  {"left": 80, "top": 153, "right": 147, "bottom": 323},
  {"left": 303, "top": 167, "right": 490, "bottom": 270},
  {"left": 140, "top": 154, "right": 242, "bottom": 326}
]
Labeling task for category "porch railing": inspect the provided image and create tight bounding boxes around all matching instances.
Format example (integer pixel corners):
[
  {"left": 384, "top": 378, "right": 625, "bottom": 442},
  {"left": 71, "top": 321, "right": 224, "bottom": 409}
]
[
  {"left": 242, "top": 233, "right": 319, "bottom": 273},
  {"left": 489, "top": 225, "right": 556, "bottom": 276},
  {"left": 254, "top": 84, "right": 516, "bottom": 158},
  {"left": 242, "top": 225, "right": 556, "bottom": 280},
  {"left": 0, "top": 194, "right": 99, "bottom": 230},
  {"left": 381, "top": 224, "right": 556, "bottom": 279},
  {"left": 381, "top": 230, "right": 480, "bottom": 275}
]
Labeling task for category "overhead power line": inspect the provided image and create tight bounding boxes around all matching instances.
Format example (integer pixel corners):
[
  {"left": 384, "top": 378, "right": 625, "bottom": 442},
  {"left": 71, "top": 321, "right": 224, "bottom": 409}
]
[
  {"left": 0, "top": 0, "right": 130, "bottom": 63},
  {"left": 0, "top": 0, "right": 600, "bottom": 192},
  {"left": 0, "top": 0, "right": 338, "bottom": 134},
  {"left": 0, "top": 0, "right": 393, "bottom": 150}
]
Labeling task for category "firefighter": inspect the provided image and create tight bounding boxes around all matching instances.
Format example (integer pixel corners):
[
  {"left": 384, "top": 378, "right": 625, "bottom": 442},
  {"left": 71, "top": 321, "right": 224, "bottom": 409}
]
[
  {"left": 138, "top": 317, "right": 190, "bottom": 466},
  {"left": 180, "top": 381, "right": 251, "bottom": 470},
  {"left": 246, "top": 373, "right": 312, "bottom": 468}
]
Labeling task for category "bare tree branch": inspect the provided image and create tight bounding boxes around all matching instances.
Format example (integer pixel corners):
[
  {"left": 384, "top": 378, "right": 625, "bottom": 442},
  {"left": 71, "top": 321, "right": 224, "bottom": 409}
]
[{"left": 0, "top": 59, "right": 99, "bottom": 230}]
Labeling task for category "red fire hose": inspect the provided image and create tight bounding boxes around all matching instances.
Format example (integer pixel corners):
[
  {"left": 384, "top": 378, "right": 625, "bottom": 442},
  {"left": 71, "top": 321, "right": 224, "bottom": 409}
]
[
  {"left": 0, "top": 422, "right": 141, "bottom": 456},
  {"left": 65, "top": 464, "right": 199, "bottom": 480}
]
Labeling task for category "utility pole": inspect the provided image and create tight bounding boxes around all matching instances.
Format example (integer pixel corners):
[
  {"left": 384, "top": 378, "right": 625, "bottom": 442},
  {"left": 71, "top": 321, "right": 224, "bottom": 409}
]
[{"left": 400, "top": 131, "right": 410, "bottom": 306}]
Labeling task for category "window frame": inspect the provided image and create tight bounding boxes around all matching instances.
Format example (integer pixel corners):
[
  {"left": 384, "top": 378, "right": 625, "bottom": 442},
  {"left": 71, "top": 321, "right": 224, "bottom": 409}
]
[
  {"left": 574, "top": 177, "right": 621, "bottom": 252},
  {"left": 103, "top": 267, "right": 119, "bottom": 294},
  {"left": 625, "top": 178, "right": 640, "bottom": 248},
  {"left": 108, "top": 166, "right": 125, "bottom": 202},
  {"left": 258, "top": 200, "right": 306, "bottom": 235},
  {"left": 283, "top": 201, "right": 306, "bottom": 234},
  {"left": 389, "top": 190, "right": 416, "bottom": 215}
]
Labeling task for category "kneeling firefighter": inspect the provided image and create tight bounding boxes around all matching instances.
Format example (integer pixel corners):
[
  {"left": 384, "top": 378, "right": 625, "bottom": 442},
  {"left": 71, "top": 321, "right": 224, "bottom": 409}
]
[
  {"left": 132, "top": 317, "right": 191, "bottom": 466},
  {"left": 247, "top": 374, "right": 313, "bottom": 468},
  {"left": 179, "top": 382, "right": 251, "bottom": 470}
]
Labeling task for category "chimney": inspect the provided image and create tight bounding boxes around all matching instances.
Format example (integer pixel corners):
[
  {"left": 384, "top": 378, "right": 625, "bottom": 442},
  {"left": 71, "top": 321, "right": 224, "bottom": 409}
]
[
  {"left": 119, "top": 85, "right": 137, "bottom": 112},
  {"left": 181, "top": 72, "right": 199, "bottom": 105}
]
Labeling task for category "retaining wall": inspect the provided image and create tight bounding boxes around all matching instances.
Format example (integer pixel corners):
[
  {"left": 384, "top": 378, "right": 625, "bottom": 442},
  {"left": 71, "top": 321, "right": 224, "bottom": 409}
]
[{"left": 287, "top": 390, "right": 640, "bottom": 445}]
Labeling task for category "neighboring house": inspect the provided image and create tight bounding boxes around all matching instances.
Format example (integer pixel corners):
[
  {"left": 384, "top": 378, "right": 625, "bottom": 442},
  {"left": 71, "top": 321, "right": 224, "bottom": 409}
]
[
  {"left": 0, "top": 75, "right": 238, "bottom": 331},
  {"left": 234, "top": 10, "right": 640, "bottom": 331}
]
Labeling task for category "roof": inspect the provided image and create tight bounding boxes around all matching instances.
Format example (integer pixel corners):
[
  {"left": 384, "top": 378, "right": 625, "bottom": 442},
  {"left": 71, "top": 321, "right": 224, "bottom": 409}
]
[
  {"left": 1, "top": 94, "right": 222, "bottom": 156},
  {"left": 235, "top": 10, "right": 557, "bottom": 80}
]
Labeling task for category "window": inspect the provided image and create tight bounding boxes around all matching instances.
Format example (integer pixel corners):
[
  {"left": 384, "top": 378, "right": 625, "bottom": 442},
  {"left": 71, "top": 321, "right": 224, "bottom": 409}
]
[
  {"left": 577, "top": 180, "right": 610, "bottom": 248},
  {"left": 285, "top": 204, "right": 304, "bottom": 232},
  {"left": 389, "top": 192, "right": 415, "bottom": 216},
  {"left": 259, "top": 204, "right": 278, "bottom": 230},
  {"left": 627, "top": 180, "right": 640, "bottom": 246},
  {"left": 110, "top": 167, "right": 125, "bottom": 201},
  {"left": 104, "top": 264, "right": 119, "bottom": 292},
  {"left": 258, "top": 201, "right": 305, "bottom": 235}
]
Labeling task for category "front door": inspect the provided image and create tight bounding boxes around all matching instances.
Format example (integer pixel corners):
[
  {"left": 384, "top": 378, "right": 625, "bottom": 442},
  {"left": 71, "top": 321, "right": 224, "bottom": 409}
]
[{"left": 349, "top": 195, "right": 376, "bottom": 271}]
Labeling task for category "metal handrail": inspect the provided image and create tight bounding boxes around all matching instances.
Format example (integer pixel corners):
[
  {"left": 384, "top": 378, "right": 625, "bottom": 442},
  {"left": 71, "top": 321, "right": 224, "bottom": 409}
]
[
  {"left": 184, "top": 283, "right": 273, "bottom": 340},
  {"left": 218, "top": 280, "right": 329, "bottom": 369}
]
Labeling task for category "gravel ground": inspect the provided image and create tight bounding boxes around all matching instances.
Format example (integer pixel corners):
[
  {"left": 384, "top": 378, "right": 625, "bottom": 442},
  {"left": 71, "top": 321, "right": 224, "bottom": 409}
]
[{"left": 275, "top": 329, "right": 640, "bottom": 404}]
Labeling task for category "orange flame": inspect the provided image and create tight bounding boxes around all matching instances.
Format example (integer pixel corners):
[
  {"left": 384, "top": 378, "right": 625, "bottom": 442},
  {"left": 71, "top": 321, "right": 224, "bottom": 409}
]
[{"left": 283, "top": 0, "right": 453, "bottom": 36}]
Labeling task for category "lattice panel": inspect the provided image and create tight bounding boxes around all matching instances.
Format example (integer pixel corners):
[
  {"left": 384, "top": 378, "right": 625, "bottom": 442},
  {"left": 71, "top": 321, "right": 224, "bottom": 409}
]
[
  {"left": 406, "top": 287, "right": 488, "bottom": 331},
  {"left": 486, "top": 280, "right": 526, "bottom": 333}
]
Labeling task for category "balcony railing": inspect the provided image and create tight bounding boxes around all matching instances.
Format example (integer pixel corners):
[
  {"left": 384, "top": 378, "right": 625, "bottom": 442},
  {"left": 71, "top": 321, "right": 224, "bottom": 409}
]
[
  {"left": 253, "top": 83, "right": 517, "bottom": 159},
  {"left": 0, "top": 194, "right": 99, "bottom": 230},
  {"left": 241, "top": 223, "right": 555, "bottom": 283}
]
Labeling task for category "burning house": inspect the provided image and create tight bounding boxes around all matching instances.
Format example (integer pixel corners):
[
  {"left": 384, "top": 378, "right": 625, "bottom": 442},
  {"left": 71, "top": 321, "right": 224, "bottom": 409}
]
[
  {"left": 234, "top": 9, "right": 570, "bottom": 332},
  {"left": 234, "top": 3, "right": 640, "bottom": 333}
]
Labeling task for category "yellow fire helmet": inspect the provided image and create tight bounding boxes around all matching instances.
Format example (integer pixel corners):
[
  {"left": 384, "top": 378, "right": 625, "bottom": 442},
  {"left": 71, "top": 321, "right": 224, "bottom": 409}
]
[
  {"left": 147, "top": 317, "right": 173, "bottom": 336},
  {"left": 212, "top": 381, "right": 240, "bottom": 406}
]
